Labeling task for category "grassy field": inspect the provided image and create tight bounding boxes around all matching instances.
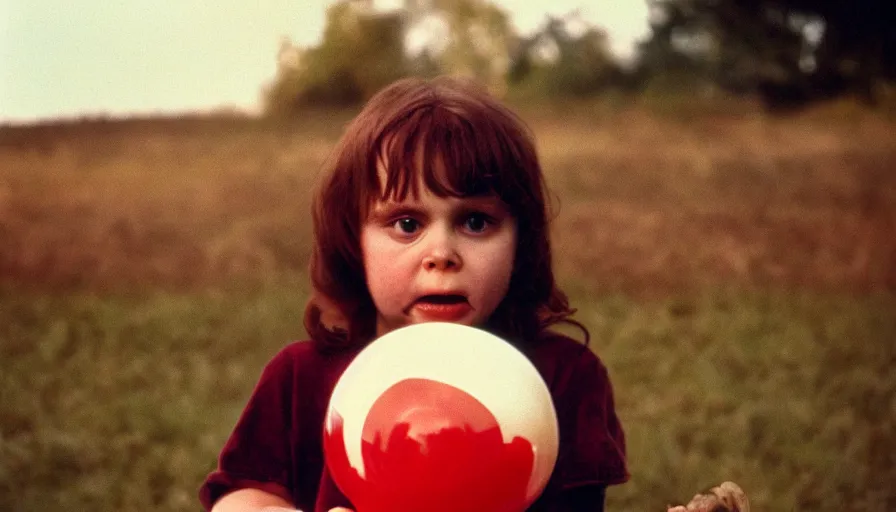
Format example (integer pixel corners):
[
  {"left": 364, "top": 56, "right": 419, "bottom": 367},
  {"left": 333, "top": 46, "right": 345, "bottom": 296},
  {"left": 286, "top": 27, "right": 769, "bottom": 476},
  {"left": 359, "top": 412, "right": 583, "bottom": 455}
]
[{"left": 1, "top": 99, "right": 895, "bottom": 511}]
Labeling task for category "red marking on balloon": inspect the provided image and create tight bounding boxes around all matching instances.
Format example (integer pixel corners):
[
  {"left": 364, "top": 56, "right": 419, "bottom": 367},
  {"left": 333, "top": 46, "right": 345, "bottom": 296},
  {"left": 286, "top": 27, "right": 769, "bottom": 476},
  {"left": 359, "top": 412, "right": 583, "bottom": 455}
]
[{"left": 325, "top": 378, "right": 536, "bottom": 512}]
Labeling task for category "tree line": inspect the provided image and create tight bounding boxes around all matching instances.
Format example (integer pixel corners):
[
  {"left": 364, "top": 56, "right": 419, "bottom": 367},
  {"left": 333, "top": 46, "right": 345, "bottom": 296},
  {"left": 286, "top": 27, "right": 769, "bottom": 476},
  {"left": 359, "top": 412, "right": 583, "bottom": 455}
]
[{"left": 263, "top": 0, "right": 896, "bottom": 115}]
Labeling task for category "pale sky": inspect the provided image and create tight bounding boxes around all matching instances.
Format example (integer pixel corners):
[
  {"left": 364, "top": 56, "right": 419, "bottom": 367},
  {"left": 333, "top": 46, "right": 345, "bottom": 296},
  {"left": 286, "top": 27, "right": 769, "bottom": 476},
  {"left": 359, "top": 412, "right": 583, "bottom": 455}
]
[{"left": 0, "top": 1, "right": 650, "bottom": 124}]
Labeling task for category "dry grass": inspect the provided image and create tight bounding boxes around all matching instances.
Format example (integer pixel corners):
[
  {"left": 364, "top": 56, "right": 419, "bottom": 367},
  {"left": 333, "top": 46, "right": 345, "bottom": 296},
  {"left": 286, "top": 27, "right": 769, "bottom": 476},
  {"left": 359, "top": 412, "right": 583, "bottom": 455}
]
[
  {"left": 0, "top": 117, "right": 335, "bottom": 291},
  {"left": 1, "top": 103, "right": 893, "bottom": 294},
  {"left": 532, "top": 102, "right": 896, "bottom": 294}
]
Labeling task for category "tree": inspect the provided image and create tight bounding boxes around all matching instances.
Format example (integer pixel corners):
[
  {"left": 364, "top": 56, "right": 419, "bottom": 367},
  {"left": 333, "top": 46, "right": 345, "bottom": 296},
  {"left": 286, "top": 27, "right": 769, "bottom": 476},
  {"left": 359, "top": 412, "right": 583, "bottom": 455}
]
[
  {"left": 403, "top": 0, "right": 515, "bottom": 94},
  {"left": 507, "top": 13, "right": 621, "bottom": 98},
  {"left": 640, "top": 0, "right": 896, "bottom": 109},
  {"left": 263, "top": 0, "right": 410, "bottom": 114}
]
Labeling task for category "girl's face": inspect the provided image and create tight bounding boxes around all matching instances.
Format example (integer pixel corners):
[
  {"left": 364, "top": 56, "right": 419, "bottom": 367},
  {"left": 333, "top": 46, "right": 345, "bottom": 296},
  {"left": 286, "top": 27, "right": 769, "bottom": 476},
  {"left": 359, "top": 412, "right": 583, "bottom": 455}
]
[{"left": 361, "top": 173, "right": 517, "bottom": 337}]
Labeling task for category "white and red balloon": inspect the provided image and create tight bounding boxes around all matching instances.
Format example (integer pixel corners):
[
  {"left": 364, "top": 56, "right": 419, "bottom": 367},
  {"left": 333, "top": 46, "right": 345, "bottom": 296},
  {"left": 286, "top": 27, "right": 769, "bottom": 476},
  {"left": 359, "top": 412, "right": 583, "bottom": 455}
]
[{"left": 323, "top": 322, "right": 559, "bottom": 512}]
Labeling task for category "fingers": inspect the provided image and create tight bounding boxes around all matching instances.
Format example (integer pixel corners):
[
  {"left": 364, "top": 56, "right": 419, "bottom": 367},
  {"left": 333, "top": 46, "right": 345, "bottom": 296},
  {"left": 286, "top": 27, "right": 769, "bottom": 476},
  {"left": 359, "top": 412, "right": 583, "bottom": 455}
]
[
  {"left": 713, "top": 482, "right": 750, "bottom": 512},
  {"left": 666, "top": 481, "right": 750, "bottom": 512}
]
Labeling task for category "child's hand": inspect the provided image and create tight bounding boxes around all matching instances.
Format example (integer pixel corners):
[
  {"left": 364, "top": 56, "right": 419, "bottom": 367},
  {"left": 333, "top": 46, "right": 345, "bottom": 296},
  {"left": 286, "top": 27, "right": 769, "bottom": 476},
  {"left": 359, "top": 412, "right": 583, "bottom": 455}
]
[
  {"left": 666, "top": 481, "right": 749, "bottom": 512},
  {"left": 327, "top": 508, "right": 354, "bottom": 512}
]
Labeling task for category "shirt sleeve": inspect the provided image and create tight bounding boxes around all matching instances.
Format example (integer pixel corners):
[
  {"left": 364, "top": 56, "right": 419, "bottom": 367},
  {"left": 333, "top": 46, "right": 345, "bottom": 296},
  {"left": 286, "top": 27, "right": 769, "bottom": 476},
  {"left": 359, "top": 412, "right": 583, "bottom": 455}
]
[
  {"left": 527, "top": 344, "right": 627, "bottom": 511},
  {"left": 199, "top": 349, "right": 298, "bottom": 510},
  {"left": 553, "top": 347, "right": 629, "bottom": 490}
]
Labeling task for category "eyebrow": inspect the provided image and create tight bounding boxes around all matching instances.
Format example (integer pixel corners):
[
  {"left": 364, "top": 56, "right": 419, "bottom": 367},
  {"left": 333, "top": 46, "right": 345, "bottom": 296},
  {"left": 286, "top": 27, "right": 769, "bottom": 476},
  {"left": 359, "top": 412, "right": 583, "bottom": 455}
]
[
  {"left": 367, "top": 196, "right": 511, "bottom": 221},
  {"left": 367, "top": 204, "right": 424, "bottom": 223}
]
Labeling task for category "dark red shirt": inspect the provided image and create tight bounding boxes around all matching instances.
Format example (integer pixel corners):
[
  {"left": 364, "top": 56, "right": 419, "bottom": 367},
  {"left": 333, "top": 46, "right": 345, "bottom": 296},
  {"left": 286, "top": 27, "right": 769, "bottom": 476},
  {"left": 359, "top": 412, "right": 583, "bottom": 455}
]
[{"left": 199, "top": 332, "right": 628, "bottom": 511}]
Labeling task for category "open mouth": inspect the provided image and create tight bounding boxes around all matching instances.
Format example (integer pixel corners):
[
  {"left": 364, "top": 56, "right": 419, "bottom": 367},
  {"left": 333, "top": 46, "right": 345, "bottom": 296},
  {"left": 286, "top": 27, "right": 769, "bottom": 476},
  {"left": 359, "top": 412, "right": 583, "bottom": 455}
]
[
  {"left": 410, "top": 294, "right": 472, "bottom": 321},
  {"left": 415, "top": 294, "right": 468, "bottom": 305}
]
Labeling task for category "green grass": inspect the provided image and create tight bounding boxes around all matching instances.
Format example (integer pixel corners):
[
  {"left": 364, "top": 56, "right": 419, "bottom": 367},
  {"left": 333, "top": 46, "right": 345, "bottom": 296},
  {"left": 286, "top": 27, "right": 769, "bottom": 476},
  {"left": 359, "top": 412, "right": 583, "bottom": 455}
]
[
  {"left": 0, "top": 281, "right": 309, "bottom": 511},
  {"left": 596, "top": 290, "right": 896, "bottom": 510},
  {"left": 3, "top": 284, "right": 894, "bottom": 511}
]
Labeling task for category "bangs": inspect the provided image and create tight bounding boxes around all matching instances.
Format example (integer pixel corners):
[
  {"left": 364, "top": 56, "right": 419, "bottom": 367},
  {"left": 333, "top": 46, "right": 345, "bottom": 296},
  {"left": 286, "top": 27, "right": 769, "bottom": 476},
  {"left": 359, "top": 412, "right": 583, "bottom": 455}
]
[{"left": 368, "top": 104, "right": 532, "bottom": 207}]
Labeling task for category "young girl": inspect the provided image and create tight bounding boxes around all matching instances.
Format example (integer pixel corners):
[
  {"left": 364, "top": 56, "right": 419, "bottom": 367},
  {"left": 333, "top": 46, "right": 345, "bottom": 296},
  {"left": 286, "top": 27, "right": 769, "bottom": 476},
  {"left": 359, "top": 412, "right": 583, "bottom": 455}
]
[{"left": 199, "top": 76, "right": 629, "bottom": 512}]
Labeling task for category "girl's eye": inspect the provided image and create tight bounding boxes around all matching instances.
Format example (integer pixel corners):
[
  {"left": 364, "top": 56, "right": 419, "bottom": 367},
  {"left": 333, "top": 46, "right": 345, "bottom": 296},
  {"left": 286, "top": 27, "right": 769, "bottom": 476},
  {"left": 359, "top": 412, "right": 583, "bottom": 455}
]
[
  {"left": 463, "top": 213, "right": 492, "bottom": 233},
  {"left": 393, "top": 217, "right": 420, "bottom": 234}
]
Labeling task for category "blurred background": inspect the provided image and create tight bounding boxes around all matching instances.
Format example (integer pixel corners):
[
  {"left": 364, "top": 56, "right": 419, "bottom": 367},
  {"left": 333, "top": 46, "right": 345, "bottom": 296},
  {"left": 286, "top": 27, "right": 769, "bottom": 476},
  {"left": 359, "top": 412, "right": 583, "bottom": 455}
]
[{"left": 1, "top": 1, "right": 894, "bottom": 510}]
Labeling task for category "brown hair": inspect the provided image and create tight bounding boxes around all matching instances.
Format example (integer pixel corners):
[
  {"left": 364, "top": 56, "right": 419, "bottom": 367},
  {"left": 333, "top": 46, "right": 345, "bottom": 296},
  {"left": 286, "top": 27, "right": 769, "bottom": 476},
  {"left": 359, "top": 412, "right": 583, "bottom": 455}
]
[{"left": 304, "top": 76, "right": 587, "bottom": 351}]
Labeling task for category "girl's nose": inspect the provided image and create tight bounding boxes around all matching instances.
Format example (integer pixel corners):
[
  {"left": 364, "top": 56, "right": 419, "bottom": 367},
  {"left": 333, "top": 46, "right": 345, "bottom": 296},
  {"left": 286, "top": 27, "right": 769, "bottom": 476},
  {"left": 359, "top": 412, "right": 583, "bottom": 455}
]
[
  {"left": 422, "top": 232, "right": 462, "bottom": 271},
  {"left": 423, "top": 250, "right": 461, "bottom": 271}
]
